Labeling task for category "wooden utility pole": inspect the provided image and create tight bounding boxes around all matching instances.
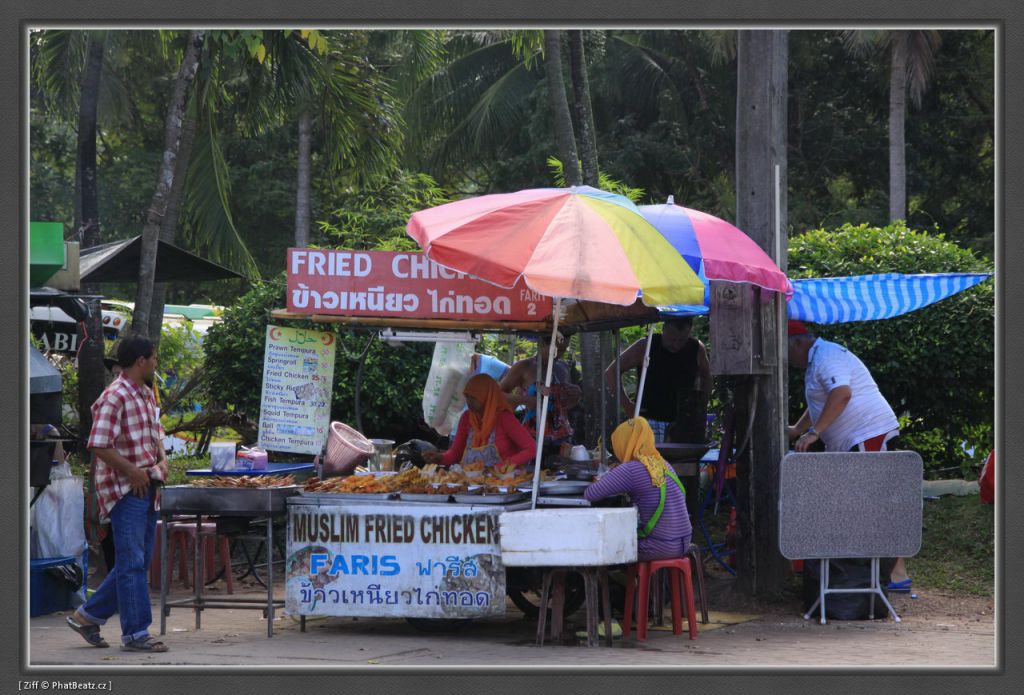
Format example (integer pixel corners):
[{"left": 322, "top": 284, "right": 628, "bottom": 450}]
[{"left": 734, "top": 29, "right": 790, "bottom": 596}]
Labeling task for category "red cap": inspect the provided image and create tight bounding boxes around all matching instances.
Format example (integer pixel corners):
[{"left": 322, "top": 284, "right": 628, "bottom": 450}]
[{"left": 788, "top": 320, "right": 809, "bottom": 337}]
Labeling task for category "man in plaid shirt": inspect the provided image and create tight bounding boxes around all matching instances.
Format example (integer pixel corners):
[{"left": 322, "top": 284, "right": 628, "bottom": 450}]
[{"left": 66, "top": 334, "right": 170, "bottom": 653}]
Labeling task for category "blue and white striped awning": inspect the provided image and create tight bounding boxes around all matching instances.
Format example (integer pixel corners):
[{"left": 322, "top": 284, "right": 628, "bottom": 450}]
[
  {"left": 658, "top": 272, "right": 992, "bottom": 323},
  {"left": 786, "top": 273, "right": 992, "bottom": 324}
]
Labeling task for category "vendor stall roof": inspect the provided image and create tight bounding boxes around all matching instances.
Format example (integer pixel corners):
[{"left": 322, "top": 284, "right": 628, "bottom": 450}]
[
  {"left": 271, "top": 297, "right": 663, "bottom": 334},
  {"left": 79, "top": 236, "right": 245, "bottom": 284}
]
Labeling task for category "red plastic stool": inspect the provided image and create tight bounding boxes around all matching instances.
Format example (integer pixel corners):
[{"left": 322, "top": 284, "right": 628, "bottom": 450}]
[
  {"left": 150, "top": 520, "right": 234, "bottom": 594},
  {"left": 623, "top": 557, "right": 698, "bottom": 641}
]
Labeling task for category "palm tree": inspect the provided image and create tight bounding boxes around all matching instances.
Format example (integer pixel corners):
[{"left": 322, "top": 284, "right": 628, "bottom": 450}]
[
  {"left": 404, "top": 31, "right": 547, "bottom": 186},
  {"left": 844, "top": 30, "right": 942, "bottom": 221},
  {"left": 250, "top": 30, "right": 405, "bottom": 248},
  {"left": 544, "top": 30, "right": 581, "bottom": 186},
  {"left": 568, "top": 30, "right": 599, "bottom": 185},
  {"left": 132, "top": 30, "right": 205, "bottom": 335}
]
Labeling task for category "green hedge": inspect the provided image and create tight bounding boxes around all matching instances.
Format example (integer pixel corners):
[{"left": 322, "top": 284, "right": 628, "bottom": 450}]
[{"left": 788, "top": 222, "right": 993, "bottom": 477}]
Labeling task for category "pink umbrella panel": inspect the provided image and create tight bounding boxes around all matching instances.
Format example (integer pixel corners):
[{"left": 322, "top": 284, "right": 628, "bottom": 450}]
[{"left": 638, "top": 199, "right": 792, "bottom": 298}]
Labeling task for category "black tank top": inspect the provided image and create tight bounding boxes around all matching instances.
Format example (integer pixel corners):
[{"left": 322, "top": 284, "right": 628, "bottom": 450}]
[{"left": 636, "top": 334, "right": 700, "bottom": 422}]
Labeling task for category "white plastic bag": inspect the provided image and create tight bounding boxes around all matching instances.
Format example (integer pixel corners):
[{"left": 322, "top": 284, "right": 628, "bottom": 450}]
[
  {"left": 32, "top": 469, "right": 87, "bottom": 605},
  {"left": 422, "top": 341, "right": 475, "bottom": 436}
]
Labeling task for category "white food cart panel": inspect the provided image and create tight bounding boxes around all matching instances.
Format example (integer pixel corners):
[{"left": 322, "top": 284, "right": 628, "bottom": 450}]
[
  {"left": 286, "top": 502, "right": 505, "bottom": 618},
  {"left": 499, "top": 507, "right": 638, "bottom": 566}
]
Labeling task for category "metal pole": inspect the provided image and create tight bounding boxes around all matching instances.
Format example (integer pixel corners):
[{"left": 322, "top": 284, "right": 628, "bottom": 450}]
[
  {"left": 530, "top": 298, "right": 562, "bottom": 509},
  {"left": 599, "top": 330, "right": 607, "bottom": 465},
  {"left": 614, "top": 329, "right": 621, "bottom": 422},
  {"left": 266, "top": 516, "right": 274, "bottom": 638},
  {"left": 633, "top": 324, "right": 656, "bottom": 420}
]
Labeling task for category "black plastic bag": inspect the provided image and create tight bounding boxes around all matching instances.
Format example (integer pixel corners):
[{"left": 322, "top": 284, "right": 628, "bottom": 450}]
[{"left": 801, "top": 557, "right": 896, "bottom": 620}]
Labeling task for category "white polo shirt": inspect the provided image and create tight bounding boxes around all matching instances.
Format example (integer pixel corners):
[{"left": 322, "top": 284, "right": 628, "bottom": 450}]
[{"left": 805, "top": 338, "right": 899, "bottom": 452}]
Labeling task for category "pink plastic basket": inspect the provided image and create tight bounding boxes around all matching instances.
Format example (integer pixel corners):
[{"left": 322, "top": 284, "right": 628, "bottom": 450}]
[{"left": 323, "top": 421, "right": 374, "bottom": 475}]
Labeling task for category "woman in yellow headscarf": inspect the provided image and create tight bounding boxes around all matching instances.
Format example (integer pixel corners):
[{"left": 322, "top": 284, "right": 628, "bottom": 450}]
[
  {"left": 584, "top": 417, "right": 692, "bottom": 560},
  {"left": 424, "top": 374, "right": 536, "bottom": 469}
]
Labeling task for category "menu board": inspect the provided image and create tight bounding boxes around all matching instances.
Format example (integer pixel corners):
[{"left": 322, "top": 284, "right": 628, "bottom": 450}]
[{"left": 257, "top": 325, "right": 336, "bottom": 455}]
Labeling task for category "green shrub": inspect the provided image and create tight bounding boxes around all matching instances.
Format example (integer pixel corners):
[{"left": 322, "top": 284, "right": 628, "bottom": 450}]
[
  {"left": 788, "top": 222, "right": 994, "bottom": 477},
  {"left": 202, "top": 275, "right": 435, "bottom": 444}
]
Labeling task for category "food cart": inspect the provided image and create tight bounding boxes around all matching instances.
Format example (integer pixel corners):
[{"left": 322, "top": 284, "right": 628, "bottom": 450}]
[{"left": 270, "top": 247, "right": 673, "bottom": 628}]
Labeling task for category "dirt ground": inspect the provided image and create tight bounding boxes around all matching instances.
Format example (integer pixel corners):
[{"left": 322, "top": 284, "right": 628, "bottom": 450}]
[{"left": 26, "top": 562, "right": 996, "bottom": 669}]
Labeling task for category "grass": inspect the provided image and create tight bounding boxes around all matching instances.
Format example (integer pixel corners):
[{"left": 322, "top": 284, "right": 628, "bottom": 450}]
[
  {"left": 694, "top": 487, "right": 994, "bottom": 598},
  {"left": 64, "top": 450, "right": 211, "bottom": 486},
  {"left": 908, "top": 494, "right": 994, "bottom": 596}
]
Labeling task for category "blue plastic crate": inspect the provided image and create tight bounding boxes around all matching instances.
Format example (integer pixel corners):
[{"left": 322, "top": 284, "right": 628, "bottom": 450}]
[{"left": 30, "top": 556, "right": 76, "bottom": 617}]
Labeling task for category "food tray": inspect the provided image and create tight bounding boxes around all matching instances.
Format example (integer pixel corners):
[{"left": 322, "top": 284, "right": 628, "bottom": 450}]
[
  {"left": 398, "top": 493, "right": 454, "bottom": 503},
  {"left": 452, "top": 491, "right": 529, "bottom": 505},
  {"left": 523, "top": 480, "right": 591, "bottom": 496},
  {"left": 300, "top": 491, "right": 398, "bottom": 500}
]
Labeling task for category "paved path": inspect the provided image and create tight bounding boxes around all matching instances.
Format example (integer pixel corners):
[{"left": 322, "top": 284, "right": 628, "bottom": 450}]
[{"left": 27, "top": 589, "right": 994, "bottom": 668}]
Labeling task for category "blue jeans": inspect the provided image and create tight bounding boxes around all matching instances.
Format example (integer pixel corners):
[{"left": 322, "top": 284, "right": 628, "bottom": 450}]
[{"left": 79, "top": 486, "right": 158, "bottom": 644}]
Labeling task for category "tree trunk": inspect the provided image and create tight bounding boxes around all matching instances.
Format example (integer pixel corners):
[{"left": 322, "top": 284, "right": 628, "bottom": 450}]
[
  {"left": 75, "top": 32, "right": 106, "bottom": 453},
  {"left": 148, "top": 105, "right": 200, "bottom": 345},
  {"left": 567, "top": 30, "right": 605, "bottom": 445},
  {"left": 568, "top": 30, "right": 599, "bottom": 186},
  {"left": 294, "top": 108, "right": 313, "bottom": 247},
  {"left": 734, "top": 29, "right": 789, "bottom": 597},
  {"left": 889, "top": 34, "right": 908, "bottom": 222},
  {"left": 544, "top": 30, "right": 580, "bottom": 186},
  {"left": 132, "top": 30, "right": 204, "bottom": 335}
]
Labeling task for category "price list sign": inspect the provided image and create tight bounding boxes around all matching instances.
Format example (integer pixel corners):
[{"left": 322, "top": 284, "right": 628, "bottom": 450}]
[{"left": 258, "top": 325, "right": 336, "bottom": 455}]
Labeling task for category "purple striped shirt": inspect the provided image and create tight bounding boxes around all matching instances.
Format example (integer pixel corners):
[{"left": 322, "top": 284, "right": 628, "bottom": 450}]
[{"left": 584, "top": 460, "right": 692, "bottom": 561}]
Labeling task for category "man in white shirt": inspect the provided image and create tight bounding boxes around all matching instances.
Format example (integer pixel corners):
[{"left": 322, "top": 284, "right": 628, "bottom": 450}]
[{"left": 786, "top": 319, "right": 909, "bottom": 588}]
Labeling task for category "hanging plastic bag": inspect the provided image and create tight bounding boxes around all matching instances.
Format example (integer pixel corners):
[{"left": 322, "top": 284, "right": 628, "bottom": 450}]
[
  {"left": 422, "top": 341, "right": 475, "bottom": 436},
  {"left": 32, "top": 466, "right": 87, "bottom": 605}
]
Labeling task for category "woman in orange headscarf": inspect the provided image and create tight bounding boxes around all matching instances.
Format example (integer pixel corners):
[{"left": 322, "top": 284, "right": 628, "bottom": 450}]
[{"left": 424, "top": 374, "right": 536, "bottom": 469}]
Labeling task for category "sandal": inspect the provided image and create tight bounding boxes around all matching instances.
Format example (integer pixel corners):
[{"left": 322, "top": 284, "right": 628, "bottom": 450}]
[
  {"left": 121, "top": 636, "right": 169, "bottom": 653},
  {"left": 886, "top": 578, "right": 913, "bottom": 593},
  {"left": 66, "top": 614, "right": 109, "bottom": 648}
]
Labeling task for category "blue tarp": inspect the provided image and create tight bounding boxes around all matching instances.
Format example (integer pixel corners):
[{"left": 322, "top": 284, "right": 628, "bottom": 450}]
[
  {"left": 659, "top": 272, "right": 992, "bottom": 324},
  {"left": 786, "top": 272, "right": 992, "bottom": 323}
]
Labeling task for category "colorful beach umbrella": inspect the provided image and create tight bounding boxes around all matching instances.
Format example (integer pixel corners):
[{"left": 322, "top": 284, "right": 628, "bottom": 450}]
[
  {"left": 638, "top": 197, "right": 792, "bottom": 297},
  {"left": 409, "top": 186, "right": 709, "bottom": 509},
  {"left": 408, "top": 186, "right": 706, "bottom": 307}
]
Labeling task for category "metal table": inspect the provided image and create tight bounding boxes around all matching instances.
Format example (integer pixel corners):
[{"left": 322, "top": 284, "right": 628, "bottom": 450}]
[
  {"left": 158, "top": 485, "right": 301, "bottom": 638},
  {"left": 185, "top": 462, "right": 315, "bottom": 477}
]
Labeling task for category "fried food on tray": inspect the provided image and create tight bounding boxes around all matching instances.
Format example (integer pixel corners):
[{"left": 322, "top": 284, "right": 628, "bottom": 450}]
[
  {"left": 191, "top": 474, "right": 295, "bottom": 488},
  {"left": 462, "top": 459, "right": 485, "bottom": 472}
]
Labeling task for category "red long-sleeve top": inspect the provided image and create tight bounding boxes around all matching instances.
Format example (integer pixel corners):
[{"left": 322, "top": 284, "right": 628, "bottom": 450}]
[{"left": 440, "top": 410, "right": 537, "bottom": 468}]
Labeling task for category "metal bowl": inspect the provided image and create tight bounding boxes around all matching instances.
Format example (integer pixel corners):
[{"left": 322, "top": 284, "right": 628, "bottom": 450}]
[{"left": 656, "top": 442, "right": 714, "bottom": 462}]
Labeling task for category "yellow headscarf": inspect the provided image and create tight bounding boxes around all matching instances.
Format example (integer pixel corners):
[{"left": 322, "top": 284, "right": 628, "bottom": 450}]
[
  {"left": 611, "top": 417, "right": 670, "bottom": 488},
  {"left": 463, "top": 374, "right": 514, "bottom": 448}
]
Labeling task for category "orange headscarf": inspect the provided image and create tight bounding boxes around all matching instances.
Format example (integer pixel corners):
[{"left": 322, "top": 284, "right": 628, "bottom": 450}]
[{"left": 463, "top": 374, "right": 513, "bottom": 447}]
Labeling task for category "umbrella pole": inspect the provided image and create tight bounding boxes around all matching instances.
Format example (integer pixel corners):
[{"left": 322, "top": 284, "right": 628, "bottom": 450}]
[
  {"left": 633, "top": 324, "right": 656, "bottom": 420},
  {"left": 530, "top": 297, "right": 562, "bottom": 510}
]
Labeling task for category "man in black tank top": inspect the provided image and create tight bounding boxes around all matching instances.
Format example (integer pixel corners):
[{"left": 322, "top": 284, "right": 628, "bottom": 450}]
[{"left": 604, "top": 316, "right": 712, "bottom": 443}]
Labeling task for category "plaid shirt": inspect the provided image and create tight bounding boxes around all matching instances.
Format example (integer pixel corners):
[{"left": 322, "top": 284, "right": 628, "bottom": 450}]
[{"left": 88, "top": 374, "right": 166, "bottom": 519}]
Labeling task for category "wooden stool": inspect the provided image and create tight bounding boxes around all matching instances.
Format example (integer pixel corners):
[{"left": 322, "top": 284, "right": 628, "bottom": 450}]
[
  {"left": 623, "top": 557, "right": 698, "bottom": 641},
  {"left": 535, "top": 566, "right": 613, "bottom": 648},
  {"left": 150, "top": 520, "right": 233, "bottom": 594}
]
